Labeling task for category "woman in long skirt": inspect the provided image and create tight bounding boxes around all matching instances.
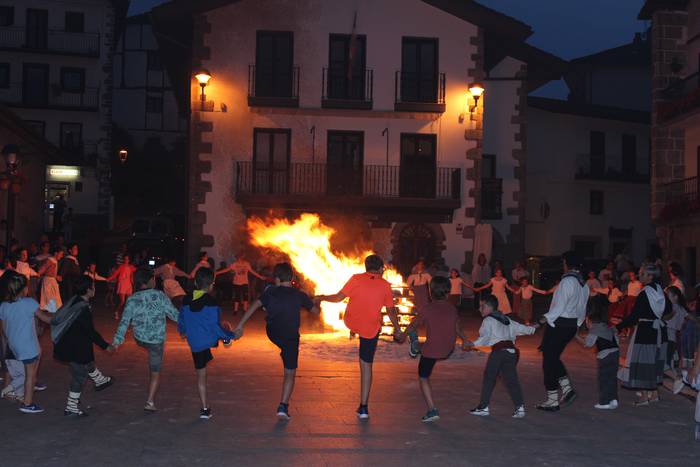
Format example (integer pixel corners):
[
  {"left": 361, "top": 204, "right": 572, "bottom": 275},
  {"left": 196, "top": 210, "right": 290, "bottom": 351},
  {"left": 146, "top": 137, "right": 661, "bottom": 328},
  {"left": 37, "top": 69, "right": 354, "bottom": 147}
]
[
  {"left": 38, "top": 248, "right": 65, "bottom": 312},
  {"left": 617, "top": 263, "right": 671, "bottom": 406}
]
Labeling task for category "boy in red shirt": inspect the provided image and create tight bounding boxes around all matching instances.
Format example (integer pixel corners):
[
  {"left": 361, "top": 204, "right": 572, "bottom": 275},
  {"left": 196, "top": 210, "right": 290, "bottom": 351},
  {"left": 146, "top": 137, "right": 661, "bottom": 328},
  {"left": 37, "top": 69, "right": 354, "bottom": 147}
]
[
  {"left": 315, "top": 255, "right": 401, "bottom": 419},
  {"left": 400, "top": 276, "right": 469, "bottom": 422}
]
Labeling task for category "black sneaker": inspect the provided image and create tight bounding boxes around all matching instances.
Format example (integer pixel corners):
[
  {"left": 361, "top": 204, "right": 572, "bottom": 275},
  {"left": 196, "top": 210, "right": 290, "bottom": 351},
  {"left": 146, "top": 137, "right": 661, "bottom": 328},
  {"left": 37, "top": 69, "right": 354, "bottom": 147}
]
[
  {"left": 200, "top": 407, "right": 212, "bottom": 420},
  {"left": 469, "top": 405, "right": 489, "bottom": 417},
  {"left": 560, "top": 390, "right": 577, "bottom": 407},
  {"left": 64, "top": 409, "right": 89, "bottom": 417},
  {"left": 409, "top": 339, "right": 421, "bottom": 358},
  {"left": 356, "top": 405, "right": 369, "bottom": 419},
  {"left": 276, "top": 403, "right": 290, "bottom": 420},
  {"left": 95, "top": 377, "right": 114, "bottom": 392},
  {"left": 421, "top": 408, "right": 440, "bottom": 422}
]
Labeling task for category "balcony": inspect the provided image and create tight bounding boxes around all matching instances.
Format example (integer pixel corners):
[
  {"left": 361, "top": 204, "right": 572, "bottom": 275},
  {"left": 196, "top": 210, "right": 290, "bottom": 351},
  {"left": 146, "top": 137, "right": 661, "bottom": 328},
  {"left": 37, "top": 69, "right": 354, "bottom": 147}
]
[
  {"left": 659, "top": 176, "right": 700, "bottom": 222},
  {"left": 322, "top": 68, "right": 373, "bottom": 110},
  {"left": 658, "top": 72, "right": 700, "bottom": 123},
  {"left": 575, "top": 154, "right": 649, "bottom": 183},
  {"left": 0, "top": 27, "right": 100, "bottom": 57},
  {"left": 394, "top": 71, "right": 446, "bottom": 113},
  {"left": 0, "top": 84, "right": 99, "bottom": 111},
  {"left": 481, "top": 178, "right": 503, "bottom": 220},
  {"left": 235, "top": 162, "right": 461, "bottom": 223},
  {"left": 247, "top": 65, "right": 300, "bottom": 108}
]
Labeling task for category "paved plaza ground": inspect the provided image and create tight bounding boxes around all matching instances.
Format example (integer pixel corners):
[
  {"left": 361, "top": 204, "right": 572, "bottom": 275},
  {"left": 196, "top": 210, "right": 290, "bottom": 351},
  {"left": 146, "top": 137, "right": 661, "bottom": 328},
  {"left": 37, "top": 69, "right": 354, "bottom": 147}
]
[{"left": 1, "top": 304, "right": 699, "bottom": 466}]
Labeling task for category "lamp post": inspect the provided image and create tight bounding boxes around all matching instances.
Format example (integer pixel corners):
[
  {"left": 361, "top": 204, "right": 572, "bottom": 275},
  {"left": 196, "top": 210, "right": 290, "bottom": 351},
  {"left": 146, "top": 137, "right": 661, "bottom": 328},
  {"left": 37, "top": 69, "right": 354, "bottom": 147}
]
[
  {"left": 1, "top": 144, "right": 20, "bottom": 250},
  {"left": 194, "top": 69, "right": 212, "bottom": 111},
  {"left": 468, "top": 82, "right": 485, "bottom": 113}
]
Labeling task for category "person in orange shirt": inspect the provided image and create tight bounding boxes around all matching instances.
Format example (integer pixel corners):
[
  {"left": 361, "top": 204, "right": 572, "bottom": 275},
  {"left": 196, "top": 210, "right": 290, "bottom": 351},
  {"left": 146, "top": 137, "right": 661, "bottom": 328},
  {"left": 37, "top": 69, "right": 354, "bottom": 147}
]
[{"left": 315, "top": 254, "right": 401, "bottom": 419}]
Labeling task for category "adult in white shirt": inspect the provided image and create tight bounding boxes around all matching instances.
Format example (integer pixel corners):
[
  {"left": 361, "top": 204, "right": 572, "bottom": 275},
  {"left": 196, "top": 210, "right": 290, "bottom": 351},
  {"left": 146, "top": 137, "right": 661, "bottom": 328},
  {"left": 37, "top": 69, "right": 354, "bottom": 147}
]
[{"left": 537, "top": 251, "right": 589, "bottom": 412}]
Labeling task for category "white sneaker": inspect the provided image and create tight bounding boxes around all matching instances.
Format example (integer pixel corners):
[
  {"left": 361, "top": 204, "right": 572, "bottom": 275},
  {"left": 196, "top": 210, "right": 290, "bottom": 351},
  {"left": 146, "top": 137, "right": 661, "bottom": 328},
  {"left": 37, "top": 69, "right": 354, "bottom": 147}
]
[
  {"left": 469, "top": 405, "right": 489, "bottom": 416},
  {"left": 594, "top": 400, "right": 618, "bottom": 410},
  {"left": 672, "top": 379, "right": 685, "bottom": 395},
  {"left": 512, "top": 406, "right": 525, "bottom": 418},
  {"left": 1, "top": 385, "right": 16, "bottom": 400}
]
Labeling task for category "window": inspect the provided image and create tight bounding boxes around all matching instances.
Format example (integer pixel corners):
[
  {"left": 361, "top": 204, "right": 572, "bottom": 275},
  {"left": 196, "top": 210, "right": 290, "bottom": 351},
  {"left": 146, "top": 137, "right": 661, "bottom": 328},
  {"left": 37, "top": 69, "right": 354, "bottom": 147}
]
[
  {"left": 65, "top": 12, "right": 84, "bottom": 33},
  {"left": 0, "top": 63, "right": 9, "bottom": 88},
  {"left": 590, "top": 130, "right": 605, "bottom": 176},
  {"left": 400, "top": 133, "right": 437, "bottom": 198},
  {"left": 401, "top": 37, "right": 438, "bottom": 103},
  {"left": 60, "top": 68, "right": 85, "bottom": 93},
  {"left": 147, "top": 51, "right": 163, "bottom": 71},
  {"left": 327, "top": 131, "right": 364, "bottom": 195},
  {"left": 26, "top": 9, "right": 49, "bottom": 49},
  {"left": 60, "top": 123, "right": 83, "bottom": 151},
  {"left": 327, "top": 34, "right": 367, "bottom": 100},
  {"left": 590, "top": 190, "right": 604, "bottom": 215},
  {"left": 24, "top": 120, "right": 45, "bottom": 137},
  {"left": 0, "top": 6, "right": 13, "bottom": 26},
  {"left": 573, "top": 240, "right": 598, "bottom": 259},
  {"left": 146, "top": 95, "right": 163, "bottom": 113},
  {"left": 622, "top": 134, "right": 636, "bottom": 174},
  {"left": 255, "top": 31, "right": 294, "bottom": 98},
  {"left": 22, "top": 63, "right": 49, "bottom": 106},
  {"left": 252, "top": 128, "right": 291, "bottom": 194},
  {"left": 482, "top": 154, "right": 496, "bottom": 178}
]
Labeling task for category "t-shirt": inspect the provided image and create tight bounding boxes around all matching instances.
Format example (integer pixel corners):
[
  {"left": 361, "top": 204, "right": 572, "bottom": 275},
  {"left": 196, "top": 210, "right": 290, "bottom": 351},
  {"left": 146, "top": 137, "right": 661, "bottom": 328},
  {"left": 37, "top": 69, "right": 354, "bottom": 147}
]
[
  {"left": 341, "top": 272, "right": 394, "bottom": 339},
  {"left": 449, "top": 277, "right": 463, "bottom": 295},
  {"left": 231, "top": 260, "right": 253, "bottom": 286},
  {"left": 261, "top": 285, "right": 314, "bottom": 337},
  {"left": 0, "top": 297, "right": 41, "bottom": 360},
  {"left": 666, "top": 303, "right": 688, "bottom": 342},
  {"left": 416, "top": 301, "right": 458, "bottom": 359}
]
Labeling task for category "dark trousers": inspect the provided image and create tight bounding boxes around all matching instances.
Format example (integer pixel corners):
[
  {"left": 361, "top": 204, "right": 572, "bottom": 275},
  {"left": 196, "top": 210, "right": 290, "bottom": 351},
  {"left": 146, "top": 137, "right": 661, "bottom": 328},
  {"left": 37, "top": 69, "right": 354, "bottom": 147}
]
[
  {"left": 479, "top": 349, "right": 524, "bottom": 407},
  {"left": 473, "top": 282, "right": 485, "bottom": 309},
  {"left": 68, "top": 361, "right": 95, "bottom": 393},
  {"left": 541, "top": 320, "right": 578, "bottom": 390},
  {"left": 598, "top": 351, "right": 619, "bottom": 404}
]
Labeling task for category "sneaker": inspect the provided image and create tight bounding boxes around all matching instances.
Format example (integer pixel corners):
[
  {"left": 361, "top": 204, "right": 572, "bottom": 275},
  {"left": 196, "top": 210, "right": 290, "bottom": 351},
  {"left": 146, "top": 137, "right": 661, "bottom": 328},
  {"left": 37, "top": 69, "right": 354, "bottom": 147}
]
[
  {"left": 469, "top": 405, "right": 489, "bottom": 416},
  {"left": 560, "top": 389, "right": 577, "bottom": 407},
  {"left": 1, "top": 385, "right": 16, "bottom": 400},
  {"left": 421, "top": 408, "right": 440, "bottom": 422},
  {"left": 536, "top": 401, "right": 560, "bottom": 412},
  {"left": 409, "top": 339, "right": 421, "bottom": 358},
  {"left": 512, "top": 406, "right": 525, "bottom": 418},
  {"left": 64, "top": 408, "right": 88, "bottom": 417},
  {"left": 19, "top": 403, "right": 44, "bottom": 414},
  {"left": 276, "top": 403, "right": 290, "bottom": 420},
  {"left": 356, "top": 405, "right": 369, "bottom": 419},
  {"left": 199, "top": 407, "right": 212, "bottom": 419},
  {"left": 95, "top": 377, "right": 114, "bottom": 392},
  {"left": 594, "top": 400, "right": 618, "bottom": 410},
  {"left": 34, "top": 382, "right": 47, "bottom": 392},
  {"left": 672, "top": 379, "right": 685, "bottom": 394},
  {"left": 144, "top": 401, "right": 157, "bottom": 413}
]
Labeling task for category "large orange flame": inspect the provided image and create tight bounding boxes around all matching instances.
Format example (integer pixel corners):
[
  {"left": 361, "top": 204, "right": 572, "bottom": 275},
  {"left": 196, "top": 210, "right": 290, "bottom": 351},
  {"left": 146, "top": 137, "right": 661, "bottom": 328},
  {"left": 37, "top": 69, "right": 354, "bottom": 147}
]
[{"left": 247, "top": 213, "right": 411, "bottom": 333}]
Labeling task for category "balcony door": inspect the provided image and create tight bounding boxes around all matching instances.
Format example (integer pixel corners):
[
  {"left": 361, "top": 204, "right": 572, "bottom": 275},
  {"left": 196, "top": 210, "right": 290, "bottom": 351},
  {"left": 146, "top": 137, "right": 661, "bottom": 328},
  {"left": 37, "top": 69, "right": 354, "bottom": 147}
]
[
  {"left": 401, "top": 38, "right": 438, "bottom": 103},
  {"left": 26, "top": 9, "right": 48, "bottom": 49},
  {"left": 22, "top": 63, "right": 49, "bottom": 106},
  {"left": 252, "top": 128, "right": 290, "bottom": 194},
  {"left": 327, "top": 131, "right": 363, "bottom": 196},
  {"left": 328, "top": 34, "right": 366, "bottom": 100},
  {"left": 622, "top": 134, "right": 636, "bottom": 174},
  {"left": 400, "top": 133, "right": 436, "bottom": 198},
  {"left": 590, "top": 131, "right": 605, "bottom": 176},
  {"left": 255, "top": 31, "right": 293, "bottom": 98}
]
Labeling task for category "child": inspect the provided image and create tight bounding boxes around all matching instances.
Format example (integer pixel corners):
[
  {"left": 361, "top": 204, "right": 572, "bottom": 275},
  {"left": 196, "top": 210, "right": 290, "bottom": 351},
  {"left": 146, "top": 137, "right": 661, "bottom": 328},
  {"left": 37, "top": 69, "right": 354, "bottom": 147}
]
[
  {"left": 52, "top": 275, "right": 114, "bottom": 416},
  {"left": 399, "top": 276, "right": 468, "bottom": 422},
  {"left": 37, "top": 247, "right": 64, "bottom": 311},
  {"left": 0, "top": 271, "right": 53, "bottom": 413},
  {"left": 406, "top": 261, "right": 432, "bottom": 358},
  {"left": 593, "top": 280, "right": 625, "bottom": 326},
  {"left": 107, "top": 254, "right": 137, "bottom": 320},
  {"left": 575, "top": 307, "right": 619, "bottom": 409},
  {"left": 665, "top": 286, "right": 688, "bottom": 391},
  {"left": 154, "top": 259, "right": 189, "bottom": 309},
  {"left": 112, "top": 268, "right": 179, "bottom": 412},
  {"left": 465, "top": 294, "right": 536, "bottom": 418},
  {"left": 506, "top": 277, "right": 549, "bottom": 325},
  {"left": 448, "top": 269, "right": 469, "bottom": 307},
  {"left": 234, "top": 262, "right": 319, "bottom": 420},
  {"left": 178, "top": 267, "right": 235, "bottom": 419},
  {"left": 84, "top": 262, "right": 107, "bottom": 286},
  {"left": 471, "top": 269, "right": 512, "bottom": 314}
]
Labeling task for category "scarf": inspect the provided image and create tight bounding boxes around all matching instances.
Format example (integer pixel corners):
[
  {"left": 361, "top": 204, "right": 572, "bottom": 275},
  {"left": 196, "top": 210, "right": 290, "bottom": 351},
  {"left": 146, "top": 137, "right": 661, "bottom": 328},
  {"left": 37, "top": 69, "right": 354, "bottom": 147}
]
[
  {"left": 487, "top": 310, "right": 510, "bottom": 325},
  {"left": 644, "top": 283, "right": 666, "bottom": 320},
  {"left": 562, "top": 269, "right": 585, "bottom": 287}
]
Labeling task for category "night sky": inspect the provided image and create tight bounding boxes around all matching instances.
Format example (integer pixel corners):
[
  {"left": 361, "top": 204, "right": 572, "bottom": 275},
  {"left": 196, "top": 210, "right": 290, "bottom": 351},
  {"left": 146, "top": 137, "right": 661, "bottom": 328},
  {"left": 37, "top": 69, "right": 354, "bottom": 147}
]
[{"left": 129, "top": 0, "right": 648, "bottom": 97}]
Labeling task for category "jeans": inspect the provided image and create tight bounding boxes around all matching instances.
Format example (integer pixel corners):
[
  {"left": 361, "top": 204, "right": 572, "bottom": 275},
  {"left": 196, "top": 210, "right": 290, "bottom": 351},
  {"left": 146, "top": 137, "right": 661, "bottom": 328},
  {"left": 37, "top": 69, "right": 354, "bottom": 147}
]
[
  {"left": 68, "top": 361, "right": 96, "bottom": 393},
  {"left": 598, "top": 351, "right": 619, "bottom": 404},
  {"left": 5, "top": 359, "right": 25, "bottom": 394},
  {"left": 479, "top": 349, "right": 524, "bottom": 407}
]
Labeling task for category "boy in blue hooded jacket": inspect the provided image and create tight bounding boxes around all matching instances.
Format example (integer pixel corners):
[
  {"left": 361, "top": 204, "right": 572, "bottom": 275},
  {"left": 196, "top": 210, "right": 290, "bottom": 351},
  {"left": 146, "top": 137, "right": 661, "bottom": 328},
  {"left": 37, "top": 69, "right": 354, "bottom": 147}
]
[{"left": 178, "top": 267, "right": 234, "bottom": 419}]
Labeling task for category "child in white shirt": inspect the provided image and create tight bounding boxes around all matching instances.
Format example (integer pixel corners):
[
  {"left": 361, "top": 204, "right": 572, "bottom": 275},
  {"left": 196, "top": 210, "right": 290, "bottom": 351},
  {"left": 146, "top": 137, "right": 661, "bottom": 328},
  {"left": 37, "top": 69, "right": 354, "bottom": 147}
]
[{"left": 507, "top": 277, "right": 549, "bottom": 325}]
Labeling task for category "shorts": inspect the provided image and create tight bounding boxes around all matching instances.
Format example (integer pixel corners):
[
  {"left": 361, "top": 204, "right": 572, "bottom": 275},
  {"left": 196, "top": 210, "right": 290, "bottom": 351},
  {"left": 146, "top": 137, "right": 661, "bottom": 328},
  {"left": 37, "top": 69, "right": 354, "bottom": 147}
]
[
  {"left": 21, "top": 355, "right": 39, "bottom": 365},
  {"left": 267, "top": 327, "right": 300, "bottom": 370},
  {"left": 137, "top": 340, "right": 164, "bottom": 373},
  {"left": 232, "top": 284, "right": 249, "bottom": 302},
  {"left": 359, "top": 334, "right": 379, "bottom": 363},
  {"left": 418, "top": 356, "right": 438, "bottom": 378},
  {"left": 191, "top": 349, "right": 213, "bottom": 370}
]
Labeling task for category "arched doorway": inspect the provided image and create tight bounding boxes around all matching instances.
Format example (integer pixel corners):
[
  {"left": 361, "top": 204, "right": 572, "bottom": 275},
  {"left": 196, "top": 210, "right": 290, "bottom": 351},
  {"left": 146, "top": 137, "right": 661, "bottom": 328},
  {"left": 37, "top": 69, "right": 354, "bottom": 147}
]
[{"left": 395, "top": 223, "right": 437, "bottom": 276}]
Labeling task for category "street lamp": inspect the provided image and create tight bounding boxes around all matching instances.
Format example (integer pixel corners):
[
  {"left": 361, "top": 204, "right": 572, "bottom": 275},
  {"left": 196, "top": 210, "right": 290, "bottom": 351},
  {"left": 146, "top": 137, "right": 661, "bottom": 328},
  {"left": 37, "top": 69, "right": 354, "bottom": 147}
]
[
  {"left": 468, "top": 82, "right": 485, "bottom": 113},
  {"left": 194, "top": 69, "right": 212, "bottom": 111},
  {"left": 118, "top": 148, "right": 128, "bottom": 164},
  {"left": 1, "top": 144, "right": 20, "bottom": 249}
]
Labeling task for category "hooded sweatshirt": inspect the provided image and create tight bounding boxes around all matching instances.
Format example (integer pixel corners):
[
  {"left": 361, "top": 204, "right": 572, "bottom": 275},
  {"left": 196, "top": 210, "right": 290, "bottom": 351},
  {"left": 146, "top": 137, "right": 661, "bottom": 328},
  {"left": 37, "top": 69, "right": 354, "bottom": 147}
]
[{"left": 177, "top": 292, "right": 234, "bottom": 352}]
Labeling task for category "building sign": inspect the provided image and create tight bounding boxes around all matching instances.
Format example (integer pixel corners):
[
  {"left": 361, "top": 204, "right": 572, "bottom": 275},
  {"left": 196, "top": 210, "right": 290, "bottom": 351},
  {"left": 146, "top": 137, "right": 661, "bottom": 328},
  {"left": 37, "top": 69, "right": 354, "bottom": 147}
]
[{"left": 48, "top": 166, "right": 80, "bottom": 179}]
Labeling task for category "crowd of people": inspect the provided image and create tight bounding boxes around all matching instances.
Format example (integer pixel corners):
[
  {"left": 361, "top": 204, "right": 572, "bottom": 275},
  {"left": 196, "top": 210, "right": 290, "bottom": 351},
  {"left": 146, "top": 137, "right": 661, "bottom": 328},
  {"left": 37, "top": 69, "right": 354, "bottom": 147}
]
[{"left": 0, "top": 236, "right": 698, "bottom": 440}]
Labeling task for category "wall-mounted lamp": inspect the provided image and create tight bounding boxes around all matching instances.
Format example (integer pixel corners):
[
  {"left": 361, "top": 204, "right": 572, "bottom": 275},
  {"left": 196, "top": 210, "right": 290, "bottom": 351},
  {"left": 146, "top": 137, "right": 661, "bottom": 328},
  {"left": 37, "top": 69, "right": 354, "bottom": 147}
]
[
  {"left": 468, "top": 82, "right": 485, "bottom": 113},
  {"left": 194, "top": 69, "right": 212, "bottom": 111},
  {"left": 118, "top": 148, "right": 128, "bottom": 164}
]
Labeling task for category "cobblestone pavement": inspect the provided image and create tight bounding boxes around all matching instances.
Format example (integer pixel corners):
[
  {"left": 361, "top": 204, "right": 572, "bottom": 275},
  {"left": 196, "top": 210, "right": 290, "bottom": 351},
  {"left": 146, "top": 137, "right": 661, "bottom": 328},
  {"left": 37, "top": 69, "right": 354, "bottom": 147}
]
[{"left": 1, "top": 305, "right": 698, "bottom": 466}]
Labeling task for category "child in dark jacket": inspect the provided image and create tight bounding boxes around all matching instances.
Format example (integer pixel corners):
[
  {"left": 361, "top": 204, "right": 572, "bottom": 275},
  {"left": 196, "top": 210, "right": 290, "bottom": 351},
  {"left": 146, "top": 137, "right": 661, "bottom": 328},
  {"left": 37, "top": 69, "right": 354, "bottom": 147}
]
[
  {"left": 178, "top": 267, "right": 235, "bottom": 420},
  {"left": 52, "top": 275, "right": 114, "bottom": 416}
]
